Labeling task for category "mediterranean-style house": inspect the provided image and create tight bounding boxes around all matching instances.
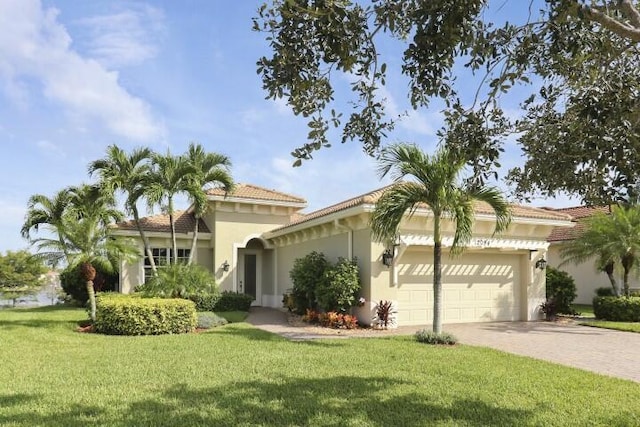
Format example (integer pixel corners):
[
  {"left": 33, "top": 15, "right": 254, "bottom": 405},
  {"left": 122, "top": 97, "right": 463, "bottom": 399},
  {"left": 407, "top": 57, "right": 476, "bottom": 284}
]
[{"left": 111, "top": 184, "right": 573, "bottom": 326}]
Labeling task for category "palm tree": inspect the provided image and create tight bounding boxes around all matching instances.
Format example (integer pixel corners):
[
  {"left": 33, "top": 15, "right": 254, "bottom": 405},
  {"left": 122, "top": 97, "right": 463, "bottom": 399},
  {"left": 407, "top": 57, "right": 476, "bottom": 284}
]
[
  {"left": 370, "top": 144, "right": 511, "bottom": 334},
  {"left": 88, "top": 145, "right": 158, "bottom": 275},
  {"left": 145, "top": 151, "right": 192, "bottom": 264},
  {"left": 21, "top": 189, "right": 74, "bottom": 263},
  {"left": 29, "top": 183, "right": 135, "bottom": 320},
  {"left": 183, "top": 142, "right": 234, "bottom": 264},
  {"left": 560, "top": 205, "right": 640, "bottom": 296}
]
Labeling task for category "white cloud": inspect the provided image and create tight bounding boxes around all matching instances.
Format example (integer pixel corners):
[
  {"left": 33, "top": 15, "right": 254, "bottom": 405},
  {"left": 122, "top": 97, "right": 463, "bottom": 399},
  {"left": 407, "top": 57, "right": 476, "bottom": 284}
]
[
  {"left": 236, "top": 148, "right": 387, "bottom": 213},
  {"left": 36, "top": 139, "right": 65, "bottom": 158},
  {"left": 0, "top": 0, "right": 164, "bottom": 142},
  {"left": 76, "top": 5, "right": 165, "bottom": 68}
]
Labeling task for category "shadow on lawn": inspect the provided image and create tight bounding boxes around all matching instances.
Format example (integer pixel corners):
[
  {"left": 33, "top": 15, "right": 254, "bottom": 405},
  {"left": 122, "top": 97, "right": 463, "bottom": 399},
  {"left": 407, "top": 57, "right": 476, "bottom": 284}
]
[{"left": 0, "top": 377, "right": 538, "bottom": 427}]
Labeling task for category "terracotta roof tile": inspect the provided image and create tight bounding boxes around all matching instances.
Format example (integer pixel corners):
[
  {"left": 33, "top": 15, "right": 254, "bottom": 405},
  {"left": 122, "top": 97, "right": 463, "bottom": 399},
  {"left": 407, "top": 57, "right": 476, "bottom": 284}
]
[
  {"left": 207, "top": 183, "right": 306, "bottom": 204},
  {"left": 271, "top": 185, "right": 572, "bottom": 233},
  {"left": 547, "top": 205, "right": 610, "bottom": 242},
  {"left": 113, "top": 210, "right": 210, "bottom": 234}
]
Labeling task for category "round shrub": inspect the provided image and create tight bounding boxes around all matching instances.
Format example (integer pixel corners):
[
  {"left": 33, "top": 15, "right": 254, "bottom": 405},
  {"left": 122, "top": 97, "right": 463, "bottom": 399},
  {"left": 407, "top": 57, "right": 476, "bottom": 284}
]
[
  {"left": 595, "top": 287, "right": 616, "bottom": 297},
  {"left": 593, "top": 296, "right": 640, "bottom": 322},
  {"left": 94, "top": 294, "right": 197, "bottom": 335},
  {"left": 60, "top": 263, "right": 118, "bottom": 305},
  {"left": 289, "top": 251, "right": 328, "bottom": 313},
  {"left": 197, "top": 312, "right": 228, "bottom": 329},
  {"left": 414, "top": 330, "right": 458, "bottom": 345},
  {"left": 214, "top": 291, "right": 253, "bottom": 312},
  {"left": 316, "top": 257, "right": 360, "bottom": 312},
  {"left": 189, "top": 293, "right": 222, "bottom": 312},
  {"left": 546, "top": 267, "right": 577, "bottom": 314}
]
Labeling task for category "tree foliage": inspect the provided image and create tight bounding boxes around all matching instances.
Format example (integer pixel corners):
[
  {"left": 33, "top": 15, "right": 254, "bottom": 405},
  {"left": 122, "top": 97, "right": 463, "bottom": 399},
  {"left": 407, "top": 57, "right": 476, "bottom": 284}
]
[
  {"left": 256, "top": 0, "right": 640, "bottom": 204},
  {"left": 560, "top": 205, "right": 640, "bottom": 297},
  {"left": 369, "top": 143, "right": 511, "bottom": 333},
  {"left": 0, "top": 250, "right": 47, "bottom": 306}
]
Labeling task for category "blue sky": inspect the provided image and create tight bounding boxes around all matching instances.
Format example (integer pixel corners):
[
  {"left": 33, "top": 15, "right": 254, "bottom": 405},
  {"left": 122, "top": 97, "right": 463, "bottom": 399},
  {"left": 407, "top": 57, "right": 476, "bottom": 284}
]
[{"left": 0, "top": 0, "right": 575, "bottom": 253}]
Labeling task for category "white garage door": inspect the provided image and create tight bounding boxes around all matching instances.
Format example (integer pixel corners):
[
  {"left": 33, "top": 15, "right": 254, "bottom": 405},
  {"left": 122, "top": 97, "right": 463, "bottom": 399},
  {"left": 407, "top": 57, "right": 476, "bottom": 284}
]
[{"left": 396, "top": 249, "right": 522, "bottom": 325}]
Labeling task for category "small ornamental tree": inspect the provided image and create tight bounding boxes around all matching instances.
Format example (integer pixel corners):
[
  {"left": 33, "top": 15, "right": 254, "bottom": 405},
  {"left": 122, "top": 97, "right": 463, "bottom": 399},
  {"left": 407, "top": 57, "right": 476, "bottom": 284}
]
[
  {"left": 289, "top": 251, "right": 329, "bottom": 313},
  {"left": 0, "top": 250, "right": 47, "bottom": 306},
  {"left": 317, "top": 258, "right": 360, "bottom": 312},
  {"left": 546, "top": 267, "right": 577, "bottom": 315}
]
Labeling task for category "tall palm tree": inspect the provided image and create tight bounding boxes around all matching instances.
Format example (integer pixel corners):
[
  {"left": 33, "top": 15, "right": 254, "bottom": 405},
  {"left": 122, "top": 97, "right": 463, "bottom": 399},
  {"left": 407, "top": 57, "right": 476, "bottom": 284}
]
[
  {"left": 370, "top": 144, "right": 511, "bottom": 334},
  {"left": 560, "top": 205, "right": 640, "bottom": 296},
  {"left": 31, "top": 183, "right": 136, "bottom": 321},
  {"left": 21, "top": 189, "right": 74, "bottom": 263},
  {"left": 145, "top": 151, "right": 192, "bottom": 264},
  {"left": 88, "top": 145, "right": 158, "bottom": 275},
  {"left": 183, "top": 142, "right": 234, "bottom": 264}
]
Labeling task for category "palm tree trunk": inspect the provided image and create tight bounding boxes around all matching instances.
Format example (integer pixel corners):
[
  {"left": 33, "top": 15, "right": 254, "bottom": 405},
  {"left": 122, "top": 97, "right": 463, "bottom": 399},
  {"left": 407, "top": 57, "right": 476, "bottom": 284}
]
[
  {"left": 81, "top": 262, "right": 97, "bottom": 322},
  {"left": 133, "top": 206, "right": 157, "bottom": 275},
  {"left": 622, "top": 256, "right": 634, "bottom": 297},
  {"left": 188, "top": 215, "right": 199, "bottom": 265},
  {"left": 433, "top": 215, "right": 443, "bottom": 334},
  {"left": 603, "top": 261, "right": 618, "bottom": 296},
  {"left": 168, "top": 197, "right": 178, "bottom": 264},
  {"left": 86, "top": 280, "right": 96, "bottom": 321},
  {"left": 623, "top": 267, "right": 631, "bottom": 297}
]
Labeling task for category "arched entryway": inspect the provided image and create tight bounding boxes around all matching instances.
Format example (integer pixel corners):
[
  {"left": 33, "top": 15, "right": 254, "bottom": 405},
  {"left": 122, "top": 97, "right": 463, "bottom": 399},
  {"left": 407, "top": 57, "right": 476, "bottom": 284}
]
[{"left": 236, "top": 236, "right": 274, "bottom": 306}]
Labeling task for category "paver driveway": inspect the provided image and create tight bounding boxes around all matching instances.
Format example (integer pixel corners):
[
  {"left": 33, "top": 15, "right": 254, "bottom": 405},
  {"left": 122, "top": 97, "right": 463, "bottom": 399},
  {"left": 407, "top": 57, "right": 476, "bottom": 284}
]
[
  {"left": 248, "top": 308, "right": 640, "bottom": 383},
  {"left": 442, "top": 321, "right": 640, "bottom": 383}
]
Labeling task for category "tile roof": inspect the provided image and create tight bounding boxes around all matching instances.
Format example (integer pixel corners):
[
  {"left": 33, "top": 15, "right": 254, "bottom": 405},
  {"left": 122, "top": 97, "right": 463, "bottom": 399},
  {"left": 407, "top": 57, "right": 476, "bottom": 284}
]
[
  {"left": 112, "top": 210, "right": 210, "bottom": 234},
  {"left": 207, "top": 183, "right": 306, "bottom": 204},
  {"left": 271, "top": 185, "right": 573, "bottom": 233},
  {"left": 547, "top": 205, "right": 610, "bottom": 242}
]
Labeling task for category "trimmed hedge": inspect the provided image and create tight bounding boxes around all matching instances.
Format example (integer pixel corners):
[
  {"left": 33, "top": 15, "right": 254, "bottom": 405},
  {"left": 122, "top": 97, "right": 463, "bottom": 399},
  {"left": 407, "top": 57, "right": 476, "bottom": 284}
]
[
  {"left": 189, "top": 293, "right": 221, "bottom": 312},
  {"left": 593, "top": 296, "right": 640, "bottom": 322},
  {"left": 214, "top": 291, "right": 253, "bottom": 312},
  {"left": 94, "top": 294, "right": 197, "bottom": 335}
]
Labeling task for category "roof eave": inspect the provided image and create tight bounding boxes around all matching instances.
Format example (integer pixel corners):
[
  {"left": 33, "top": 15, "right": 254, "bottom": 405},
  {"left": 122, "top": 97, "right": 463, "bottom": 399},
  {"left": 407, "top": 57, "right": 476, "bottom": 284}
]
[{"left": 207, "top": 194, "right": 307, "bottom": 209}]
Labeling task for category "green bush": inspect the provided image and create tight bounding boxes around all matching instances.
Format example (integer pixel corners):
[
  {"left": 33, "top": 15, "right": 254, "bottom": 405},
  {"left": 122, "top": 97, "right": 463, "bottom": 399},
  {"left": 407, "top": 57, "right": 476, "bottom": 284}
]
[
  {"left": 189, "top": 293, "right": 221, "bottom": 312},
  {"left": 316, "top": 257, "right": 361, "bottom": 312},
  {"left": 94, "top": 294, "right": 196, "bottom": 335},
  {"left": 59, "top": 263, "right": 118, "bottom": 305},
  {"left": 196, "top": 312, "right": 228, "bottom": 329},
  {"left": 415, "top": 330, "right": 458, "bottom": 345},
  {"left": 596, "top": 287, "right": 616, "bottom": 297},
  {"left": 214, "top": 291, "right": 253, "bottom": 312},
  {"left": 593, "top": 296, "right": 640, "bottom": 321},
  {"left": 546, "top": 267, "right": 577, "bottom": 314},
  {"left": 135, "top": 263, "right": 219, "bottom": 311},
  {"left": 289, "top": 251, "right": 328, "bottom": 313}
]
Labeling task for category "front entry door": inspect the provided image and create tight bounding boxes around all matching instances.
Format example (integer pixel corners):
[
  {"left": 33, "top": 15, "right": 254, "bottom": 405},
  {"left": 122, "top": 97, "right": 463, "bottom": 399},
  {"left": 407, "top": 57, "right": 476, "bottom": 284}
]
[{"left": 239, "top": 250, "right": 261, "bottom": 305}]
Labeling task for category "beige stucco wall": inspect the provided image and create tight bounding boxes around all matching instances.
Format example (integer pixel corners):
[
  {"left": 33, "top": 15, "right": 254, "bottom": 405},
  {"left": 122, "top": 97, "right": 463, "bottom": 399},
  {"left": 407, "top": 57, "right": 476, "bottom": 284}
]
[
  {"left": 214, "top": 210, "right": 292, "bottom": 292},
  {"left": 546, "top": 243, "right": 638, "bottom": 304},
  {"left": 274, "top": 232, "right": 350, "bottom": 297}
]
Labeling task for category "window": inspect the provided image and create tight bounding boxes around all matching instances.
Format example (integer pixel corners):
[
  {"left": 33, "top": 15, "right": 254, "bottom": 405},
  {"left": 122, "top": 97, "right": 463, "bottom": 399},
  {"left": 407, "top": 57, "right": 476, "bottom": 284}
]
[{"left": 143, "top": 247, "right": 191, "bottom": 282}]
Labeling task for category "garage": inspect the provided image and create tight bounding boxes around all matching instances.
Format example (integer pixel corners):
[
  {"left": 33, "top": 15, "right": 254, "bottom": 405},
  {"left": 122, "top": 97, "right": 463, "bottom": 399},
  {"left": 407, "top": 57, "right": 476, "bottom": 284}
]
[{"left": 396, "top": 249, "right": 524, "bottom": 325}]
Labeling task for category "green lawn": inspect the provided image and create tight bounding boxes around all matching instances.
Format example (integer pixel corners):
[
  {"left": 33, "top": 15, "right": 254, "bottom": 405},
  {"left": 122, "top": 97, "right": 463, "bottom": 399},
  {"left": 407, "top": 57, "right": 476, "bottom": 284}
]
[
  {"left": 571, "top": 304, "right": 595, "bottom": 317},
  {"left": 216, "top": 310, "right": 248, "bottom": 323},
  {"left": 1, "top": 307, "right": 639, "bottom": 426},
  {"left": 580, "top": 320, "right": 640, "bottom": 333}
]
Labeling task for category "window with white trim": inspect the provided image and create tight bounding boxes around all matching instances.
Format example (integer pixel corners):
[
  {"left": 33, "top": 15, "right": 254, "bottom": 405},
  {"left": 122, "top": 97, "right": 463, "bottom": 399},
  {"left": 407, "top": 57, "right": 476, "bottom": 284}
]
[{"left": 143, "top": 247, "right": 191, "bottom": 282}]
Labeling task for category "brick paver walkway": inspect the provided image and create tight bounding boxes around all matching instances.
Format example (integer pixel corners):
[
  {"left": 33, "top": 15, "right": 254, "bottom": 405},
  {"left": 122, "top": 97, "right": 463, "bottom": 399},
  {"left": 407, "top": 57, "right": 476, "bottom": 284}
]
[{"left": 247, "top": 307, "right": 640, "bottom": 382}]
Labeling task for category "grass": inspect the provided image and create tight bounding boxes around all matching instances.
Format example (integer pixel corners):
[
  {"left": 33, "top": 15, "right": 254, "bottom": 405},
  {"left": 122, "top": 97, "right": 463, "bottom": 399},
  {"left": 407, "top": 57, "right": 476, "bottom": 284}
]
[
  {"left": 571, "top": 304, "right": 640, "bottom": 333},
  {"left": 215, "top": 310, "right": 248, "bottom": 323},
  {"left": 580, "top": 321, "right": 640, "bottom": 333},
  {"left": 1, "top": 306, "right": 639, "bottom": 426},
  {"left": 571, "top": 304, "right": 595, "bottom": 317}
]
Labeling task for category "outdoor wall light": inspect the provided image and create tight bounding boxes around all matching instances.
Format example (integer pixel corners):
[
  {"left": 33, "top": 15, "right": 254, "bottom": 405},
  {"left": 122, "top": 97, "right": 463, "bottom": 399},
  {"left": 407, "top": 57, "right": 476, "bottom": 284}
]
[
  {"left": 535, "top": 258, "right": 548, "bottom": 270},
  {"left": 222, "top": 260, "right": 230, "bottom": 272},
  {"left": 382, "top": 249, "right": 394, "bottom": 268}
]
